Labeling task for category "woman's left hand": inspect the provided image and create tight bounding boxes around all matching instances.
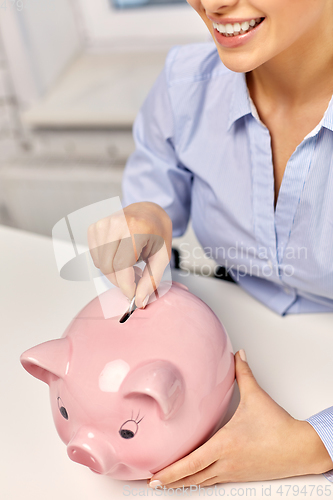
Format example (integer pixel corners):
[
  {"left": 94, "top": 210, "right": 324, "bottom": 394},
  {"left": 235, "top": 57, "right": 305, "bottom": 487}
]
[{"left": 148, "top": 351, "right": 333, "bottom": 488}]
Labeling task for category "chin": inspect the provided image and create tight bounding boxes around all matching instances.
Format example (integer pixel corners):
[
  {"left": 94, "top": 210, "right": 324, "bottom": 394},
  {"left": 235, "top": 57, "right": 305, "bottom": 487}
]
[{"left": 216, "top": 49, "right": 264, "bottom": 74}]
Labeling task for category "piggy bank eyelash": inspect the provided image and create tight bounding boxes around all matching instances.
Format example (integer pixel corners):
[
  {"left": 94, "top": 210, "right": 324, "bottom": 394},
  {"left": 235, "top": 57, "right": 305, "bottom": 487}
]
[
  {"left": 57, "top": 396, "right": 69, "bottom": 420},
  {"left": 133, "top": 409, "right": 144, "bottom": 424},
  {"left": 119, "top": 411, "right": 144, "bottom": 439}
]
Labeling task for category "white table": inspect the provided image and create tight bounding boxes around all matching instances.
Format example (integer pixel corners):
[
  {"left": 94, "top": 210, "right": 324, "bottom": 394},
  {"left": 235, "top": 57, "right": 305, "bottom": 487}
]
[{"left": 1, "top": 225, "right": 332, "bottom": 500}]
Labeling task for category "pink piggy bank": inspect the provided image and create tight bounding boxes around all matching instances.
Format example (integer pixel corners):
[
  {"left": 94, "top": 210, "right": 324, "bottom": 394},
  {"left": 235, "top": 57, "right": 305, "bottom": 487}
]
[{"left": 20, "top": 282, "right": 235, "bottom": 480}]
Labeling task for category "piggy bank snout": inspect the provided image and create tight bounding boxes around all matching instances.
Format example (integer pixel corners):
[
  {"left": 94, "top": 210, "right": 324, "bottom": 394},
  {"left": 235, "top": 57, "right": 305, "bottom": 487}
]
[{"left": 67, "top": 428, "right": 117, "bottom": 475}]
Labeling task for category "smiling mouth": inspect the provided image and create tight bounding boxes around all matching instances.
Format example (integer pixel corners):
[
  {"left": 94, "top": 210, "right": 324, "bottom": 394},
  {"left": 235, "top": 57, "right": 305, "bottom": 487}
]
[{"left": 212, "top": 17, "right": 265, "bottom": 37}]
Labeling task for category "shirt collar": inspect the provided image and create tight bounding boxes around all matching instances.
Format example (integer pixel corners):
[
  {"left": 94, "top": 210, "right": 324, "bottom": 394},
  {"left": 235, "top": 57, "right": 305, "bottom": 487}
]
[
  {"left": 302, "top": 95, "right": 333, "bottom": 140},
  {"left": 227, "top": 72, "right": 252, "bottom": 131},
  {"left": 227, "top": 72, "right": 333, "bottom": 135},
  {"left": 319, "top": 94, "right": 333, "bottom": 133}
]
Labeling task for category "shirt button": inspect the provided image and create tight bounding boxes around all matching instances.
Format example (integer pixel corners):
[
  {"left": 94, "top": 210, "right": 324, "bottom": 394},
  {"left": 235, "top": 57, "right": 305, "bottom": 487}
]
[
  {"left": 284, "top": 286, "right": 291, "bottom": 295},
  {"left": 267, "top": 259, "right": 273, "bottom": 269}
]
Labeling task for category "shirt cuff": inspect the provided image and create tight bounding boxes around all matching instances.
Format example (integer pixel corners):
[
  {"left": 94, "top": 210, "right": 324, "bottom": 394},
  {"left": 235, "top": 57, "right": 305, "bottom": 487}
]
[{"left": 305, "top": 406, "right": 333, "bottom": 482}]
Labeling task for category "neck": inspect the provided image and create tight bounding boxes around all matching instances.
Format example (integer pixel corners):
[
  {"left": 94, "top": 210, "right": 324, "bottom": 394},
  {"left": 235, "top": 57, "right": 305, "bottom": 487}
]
[{"left": 247, "top": 11, "right": 333, "bottom": 108}]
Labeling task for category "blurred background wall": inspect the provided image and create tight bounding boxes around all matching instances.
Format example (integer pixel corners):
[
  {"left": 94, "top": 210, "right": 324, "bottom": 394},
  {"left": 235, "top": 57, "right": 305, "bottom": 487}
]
[{"left": 0, "top": 0, "right": 216, "bottom": 274}]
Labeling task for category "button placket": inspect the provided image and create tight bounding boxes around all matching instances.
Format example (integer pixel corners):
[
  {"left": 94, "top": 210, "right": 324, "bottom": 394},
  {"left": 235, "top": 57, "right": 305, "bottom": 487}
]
[
  {"left": 275, "top": 135, "right": 318, "bottom": 279},
  {"left": 247, "top": 116, "right": 279, "bottom": 280}
]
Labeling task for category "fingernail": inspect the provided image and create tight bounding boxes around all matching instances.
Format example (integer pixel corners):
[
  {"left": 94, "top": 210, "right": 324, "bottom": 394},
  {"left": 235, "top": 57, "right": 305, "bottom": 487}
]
[
  {"left": 239, "top": 349, "right": 247, "bottom": 362},
  {"left": 149, "top": 480, "right": 163, "bottom": 489},
  {"left": 142, "top": 294, "right": 149, "bottom": 309}
]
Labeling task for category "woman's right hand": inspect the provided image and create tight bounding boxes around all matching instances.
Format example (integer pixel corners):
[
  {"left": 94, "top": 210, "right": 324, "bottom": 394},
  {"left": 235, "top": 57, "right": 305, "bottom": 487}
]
[{"left": 87, "top": 201, "right": 172, "bottom": 308}]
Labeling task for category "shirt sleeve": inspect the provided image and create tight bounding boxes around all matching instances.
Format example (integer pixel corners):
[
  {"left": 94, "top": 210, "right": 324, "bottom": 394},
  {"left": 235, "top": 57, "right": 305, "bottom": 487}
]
[
  {"left": 121, "top": 47, "right": 193, "bottom": 238},
  {"left": 305, "top": 407, "right": 333, "bottom": 481}
]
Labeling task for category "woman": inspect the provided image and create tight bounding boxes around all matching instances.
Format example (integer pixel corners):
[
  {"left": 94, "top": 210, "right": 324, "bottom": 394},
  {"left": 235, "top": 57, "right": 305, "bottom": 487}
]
[{"left": 88, "top": 0, "right": 333, "bottom": 486}]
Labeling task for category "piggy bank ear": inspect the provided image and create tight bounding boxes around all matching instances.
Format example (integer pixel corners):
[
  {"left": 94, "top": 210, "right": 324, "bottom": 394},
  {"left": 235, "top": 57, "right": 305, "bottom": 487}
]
[
  {"left": 120, "top": 360, "right": 185, "bottom": 421},
  {"left": 20, "top": 338, "right": 70, "bottom": 385}
]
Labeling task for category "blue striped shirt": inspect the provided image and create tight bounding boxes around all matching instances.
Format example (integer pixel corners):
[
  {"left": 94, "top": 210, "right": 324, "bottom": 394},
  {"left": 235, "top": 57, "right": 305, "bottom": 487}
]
[{"left": 122, "top": 42, "right": 333, "bottom": 478}]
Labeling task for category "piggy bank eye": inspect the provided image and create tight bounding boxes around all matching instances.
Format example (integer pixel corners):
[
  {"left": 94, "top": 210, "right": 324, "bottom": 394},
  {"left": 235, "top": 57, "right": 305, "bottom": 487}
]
[
  {"left": 119, "top": 412, "right": 144, "bottom": 439},
  {"left": 57, "top": 397, "right": 69, "bottom": 420},
  {"left": 119, "top": 419, "right": 138, "bottom": 439}
]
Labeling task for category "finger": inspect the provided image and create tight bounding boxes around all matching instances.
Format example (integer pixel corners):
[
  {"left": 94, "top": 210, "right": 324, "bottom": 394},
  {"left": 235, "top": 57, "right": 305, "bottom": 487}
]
[
  {"left": 148, "top": 441, "right": 217, "bottom": 487},
  {"left": 113, "top": 233, "right": 153, "bottom": 298},
  {"left": 103, "top": 233, "right": 146, "bottom": 294},
  {"left": 113, "top": 267, "right": 136, "bottom": 299},
  {"left": 99, "top": 240, "right": 120, "bottom": 288},
  {"left": 114, "top": 234, "right": 149, "bottom": 298},
  {"left": 235, "top": 350, "right": 261, "bottom": 399},
  {"left": 198, "top": 476, "right": 221, "bottom": 487},
  {"left": 131, "top": 233, "right": 139, "bottom": 262},
  {"left": 98, "top": 219, "right": 119, "bottom": 276},
  {"left": 113, "top": 236, "right": 138, "bottom": 272},
  {"left": 113, "top": 237, "right": 137, "bottom": 299},
  {"left": 91, "top": 217, "right": 116, "bottom": 275},
  {"left": 135, "top": 242, "right": 170, "bottom": 308},
  {"left": 87, "top": 223, "right": 120, "bottom": 288},
  {"left": 158, "top": 463, "right": 218, "bottom": 489},
  {"left": 96, "top": 213, "right": 130, "bottom": 277}
]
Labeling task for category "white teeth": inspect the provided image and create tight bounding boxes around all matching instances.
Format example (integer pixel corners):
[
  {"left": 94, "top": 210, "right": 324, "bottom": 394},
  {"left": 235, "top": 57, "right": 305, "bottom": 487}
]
[
  {"left": 212, "top": 18, "right": 262, "bottom": 37},
  {"left": 226, "top": 23, "right": 233, "bottom": 34}
]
